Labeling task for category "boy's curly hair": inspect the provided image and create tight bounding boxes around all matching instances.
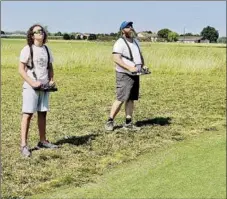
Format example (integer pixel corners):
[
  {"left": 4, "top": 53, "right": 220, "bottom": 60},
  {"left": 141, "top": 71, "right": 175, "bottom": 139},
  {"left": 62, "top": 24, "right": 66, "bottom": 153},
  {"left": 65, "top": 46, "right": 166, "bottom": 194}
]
[{"left": 27, "top": 24, "right": 48, "bottom": 46}]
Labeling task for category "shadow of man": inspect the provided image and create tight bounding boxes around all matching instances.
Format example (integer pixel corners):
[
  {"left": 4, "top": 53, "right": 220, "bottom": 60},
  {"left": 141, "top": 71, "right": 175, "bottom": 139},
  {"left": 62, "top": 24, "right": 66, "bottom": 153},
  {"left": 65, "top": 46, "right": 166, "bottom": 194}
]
[{"left": 135, "top": 117, "right": 171, "bottom": 127}]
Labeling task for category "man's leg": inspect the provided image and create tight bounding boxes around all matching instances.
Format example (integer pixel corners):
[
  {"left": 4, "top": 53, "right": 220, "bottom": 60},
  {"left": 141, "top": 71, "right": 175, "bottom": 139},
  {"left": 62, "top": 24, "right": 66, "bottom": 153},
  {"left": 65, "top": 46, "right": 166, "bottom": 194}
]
[
  {"left": 123, "top": 76, "right": 140, "bottom": 131},
  {"left": 105, "top": 100, "right": 124, "bottom": 131},
  {"left": 125, "top": 100, "right": 134, "bottom": 123},
  {"left": 109, "top": 100, "right": 124, "bottom": 119}
]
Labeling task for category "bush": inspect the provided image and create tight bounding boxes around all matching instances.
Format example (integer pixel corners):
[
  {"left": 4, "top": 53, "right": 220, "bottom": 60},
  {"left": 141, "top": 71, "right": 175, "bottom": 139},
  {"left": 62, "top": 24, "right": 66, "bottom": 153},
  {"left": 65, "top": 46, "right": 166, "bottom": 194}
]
[
  {"left": 97, "top": 35, "right": 116, "bottom": 41},
  {"left": 63, "top": 33, "right": 70, "bottom": 40},
  {"left": 70, "top": 35, "right": 75, "bottom": 40},
  {"left": 48, "top": 36, "right": 63, "bottom": 40},
  {"left": 217, "top": 37, "right": 226, "bottom": 44},
  {"left": 137, "top": 37, "right": 151, "bottom": 42}
]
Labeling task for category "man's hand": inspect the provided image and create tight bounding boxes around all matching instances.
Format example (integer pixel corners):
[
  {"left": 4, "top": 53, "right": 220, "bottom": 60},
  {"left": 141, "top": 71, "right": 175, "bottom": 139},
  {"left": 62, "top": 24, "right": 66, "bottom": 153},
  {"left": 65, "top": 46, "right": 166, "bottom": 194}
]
[
  {"left": 128, "top": 66, "right": 138, "bottom": 73},
  {"left": 31, "top": 81, "right": 42, "bottom": 88}
]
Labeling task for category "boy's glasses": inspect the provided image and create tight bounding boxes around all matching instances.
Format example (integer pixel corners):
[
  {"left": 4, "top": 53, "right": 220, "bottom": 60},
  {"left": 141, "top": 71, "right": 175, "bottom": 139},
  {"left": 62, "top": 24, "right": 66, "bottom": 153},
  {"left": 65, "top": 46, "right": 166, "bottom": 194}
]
[{"left": 33, "top": 29, "right": 44, "bottom": 35}]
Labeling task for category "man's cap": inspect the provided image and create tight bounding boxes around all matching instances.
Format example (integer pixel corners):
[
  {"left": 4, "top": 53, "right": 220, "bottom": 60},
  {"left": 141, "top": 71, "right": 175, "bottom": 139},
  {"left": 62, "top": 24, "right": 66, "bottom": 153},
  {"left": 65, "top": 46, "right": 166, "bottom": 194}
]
[{"left": 120, "top": 21, "right": 133, "bottom": 30}]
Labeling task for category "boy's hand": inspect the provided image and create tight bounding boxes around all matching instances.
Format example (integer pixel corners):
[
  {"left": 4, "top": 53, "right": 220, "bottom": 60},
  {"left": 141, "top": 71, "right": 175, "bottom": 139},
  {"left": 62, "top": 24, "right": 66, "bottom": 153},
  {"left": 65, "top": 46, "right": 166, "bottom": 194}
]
[
  {"left": 49, "top": 80, "right": 56, "bottom": 87},
  {"left": 32, "top": 81, "right": 42, "bottom": 88}
]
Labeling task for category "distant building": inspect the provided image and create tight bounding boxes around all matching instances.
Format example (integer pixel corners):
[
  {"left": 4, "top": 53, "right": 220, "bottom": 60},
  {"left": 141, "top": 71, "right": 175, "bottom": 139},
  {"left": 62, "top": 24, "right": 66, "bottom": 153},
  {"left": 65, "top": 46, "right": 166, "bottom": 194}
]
[
  {"left": 75, "top": 33, "right": 97, "bottom": 40},
  {"left": 137, "top": 32, "right": 158, "bottom": 42},
  {"left": 178, "top": 36, "right": 210, "bottom": 43},
  {"left": 150, "top": 33, "right": 158, "bottom": 42}
]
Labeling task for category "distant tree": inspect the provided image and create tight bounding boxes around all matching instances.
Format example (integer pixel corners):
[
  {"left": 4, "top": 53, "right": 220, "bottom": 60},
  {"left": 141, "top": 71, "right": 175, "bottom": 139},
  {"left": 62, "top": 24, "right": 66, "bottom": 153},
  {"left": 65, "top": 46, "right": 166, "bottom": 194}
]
[
  {"left": 110, "top": 32, "right": 118, "bottom": 37},
  {"left": 12, "top": 30, "right": 26, "bottom": 35},
  {"left": 185, "top": 33, "right": 193, "bottom": 36},
  {"left": 63, "top": 33, "right": 70, "bottom": 40},
  {"left": 167, "top": 31, "right": 179, "bottom": 42},
  {"left": 55, "top": 31, "right": 62, "bottom": 36},
  {"left": 70, "top": 34, "right": 75, "bottom": 40},
  {"left": 201, "top": 26, "right": 219, "bottom": 43},
  {"left": 180, "top": 33, "right": 200, "bottom": 36},
  {"left": 217, "top": 37, "right": 226, "bottom": 43},
  {"left": 1, "top": 30, "right": 5, "bottom": 34},
  {"left": 43, "top": 25, "right": 51, "bottom": 36},
  {"left": 87, "top": 34, "right": 97, "bottom": 40},
  {"left": 157, "top": 28, "right": 171, "bottom": 39},
  {"left": 144, "top": 31, "right": 152, "bottom": 34},
  {"left": 117, "top": 31, "right": 121, "bottom": 38},
  {"left": 76, "top": 34, "right": 81, "bottom": 40}
]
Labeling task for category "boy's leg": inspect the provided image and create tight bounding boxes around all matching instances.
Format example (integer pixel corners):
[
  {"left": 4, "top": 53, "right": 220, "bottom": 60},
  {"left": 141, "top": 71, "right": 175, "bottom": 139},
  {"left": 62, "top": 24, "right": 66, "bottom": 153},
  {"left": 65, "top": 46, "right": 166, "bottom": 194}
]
[
  {"left": 21, "top": 87, "right": 38, "bottom": 157},
  {"left": 37, "top": 92, "right": 58, "bottom": 148},
  {"left": 37, "top": 111, "right": 47, "bottom": 142},
  {"left": 21, "top": 113, "right": 33, "bottom": 147},
  {"left": 37, "top": 91, "right": 49, "bottom": 142}
]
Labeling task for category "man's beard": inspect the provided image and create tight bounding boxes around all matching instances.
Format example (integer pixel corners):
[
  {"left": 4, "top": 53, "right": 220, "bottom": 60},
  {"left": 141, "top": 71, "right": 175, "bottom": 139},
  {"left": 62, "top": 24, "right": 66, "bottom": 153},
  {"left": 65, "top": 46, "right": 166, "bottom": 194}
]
[{"left": 125, "top": 31, "right": 134, "bottom": 38}]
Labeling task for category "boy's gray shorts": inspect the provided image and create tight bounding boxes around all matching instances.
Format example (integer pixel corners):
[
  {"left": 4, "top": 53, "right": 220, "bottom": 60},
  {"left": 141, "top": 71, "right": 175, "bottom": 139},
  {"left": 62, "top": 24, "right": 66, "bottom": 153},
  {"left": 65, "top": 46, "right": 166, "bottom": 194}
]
[
  {"left": 22, "top": 87, "right": 49, "bottom": 113},
  {"left": 116, "top": 72, "right": 140, "bottom": 102}
]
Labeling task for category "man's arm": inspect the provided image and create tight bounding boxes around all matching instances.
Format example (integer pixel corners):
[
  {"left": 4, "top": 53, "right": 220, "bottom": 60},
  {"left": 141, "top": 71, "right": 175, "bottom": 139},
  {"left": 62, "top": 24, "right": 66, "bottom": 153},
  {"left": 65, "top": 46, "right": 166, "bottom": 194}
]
[
  {"left": 113, "top": 54, "right": 137, "bottom": 73},
  {"left": 141, "top": 54, "right": 145, "bottom": 67}
]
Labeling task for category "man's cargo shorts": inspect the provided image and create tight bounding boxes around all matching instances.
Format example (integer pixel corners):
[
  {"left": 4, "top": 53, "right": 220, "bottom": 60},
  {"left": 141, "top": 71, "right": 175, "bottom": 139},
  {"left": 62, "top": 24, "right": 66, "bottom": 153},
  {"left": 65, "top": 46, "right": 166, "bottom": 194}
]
[{"left": 116, "top": 71, "right": 140, "bottom": 102}]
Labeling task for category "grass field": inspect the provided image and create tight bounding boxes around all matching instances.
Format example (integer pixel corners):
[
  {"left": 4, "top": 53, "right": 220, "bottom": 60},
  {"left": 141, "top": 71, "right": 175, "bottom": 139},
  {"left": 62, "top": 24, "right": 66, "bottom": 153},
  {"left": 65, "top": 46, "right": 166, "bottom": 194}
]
[
  {"left": 1, "top": 39, "right": 226, "bottom": 198},
  {"left": 30, "top": 130, "right": 226, "bottom": 199}
]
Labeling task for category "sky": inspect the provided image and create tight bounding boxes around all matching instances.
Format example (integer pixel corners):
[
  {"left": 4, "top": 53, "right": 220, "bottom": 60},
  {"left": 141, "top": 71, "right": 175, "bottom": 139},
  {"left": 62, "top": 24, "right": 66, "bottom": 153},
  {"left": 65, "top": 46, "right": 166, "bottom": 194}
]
[{"left": 1, "top": 1, "right": 226, "bottom": 36}]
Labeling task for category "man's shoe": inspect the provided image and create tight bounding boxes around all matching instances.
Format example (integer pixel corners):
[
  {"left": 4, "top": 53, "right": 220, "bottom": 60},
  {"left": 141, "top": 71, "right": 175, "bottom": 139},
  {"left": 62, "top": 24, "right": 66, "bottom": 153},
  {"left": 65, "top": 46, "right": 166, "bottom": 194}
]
[
  {"left": 37, "top": 140, "right": 58, "bottom": 149},
  {"left": 123, "top": 122, "right": 141, "bottom": 131},
  {"left": 105, "top": 121, "right": 114, "bottom": 131},
  {"left": 21, "top": 146, "right": 31, "bottom": 157}
]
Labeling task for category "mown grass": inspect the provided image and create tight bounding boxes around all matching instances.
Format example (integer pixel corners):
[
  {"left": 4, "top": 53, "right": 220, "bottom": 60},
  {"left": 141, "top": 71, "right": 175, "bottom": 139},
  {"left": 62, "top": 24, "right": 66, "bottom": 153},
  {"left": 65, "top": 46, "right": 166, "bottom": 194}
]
[
  {"left": 1, "top": 39, "right": 226, "bottom": 198},
  {"left": 30, "top": 129, "right": 226, "bottom": 199}
]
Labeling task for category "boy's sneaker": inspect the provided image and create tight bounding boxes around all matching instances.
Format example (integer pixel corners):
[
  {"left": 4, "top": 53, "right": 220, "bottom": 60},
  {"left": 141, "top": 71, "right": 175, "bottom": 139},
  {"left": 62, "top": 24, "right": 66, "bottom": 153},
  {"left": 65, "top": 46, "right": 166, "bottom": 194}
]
[
  {"left": 105, "top": 121, "right": 114, "bottom": 131},
  {"left": 123, "top": 122, "right": 141, "bottom": 131},
  {"left": 37, "top": 140, "right": 58, "bottom": 149},
  {"left": 21, "top": 146, "right": 31, "bottom": 157}
]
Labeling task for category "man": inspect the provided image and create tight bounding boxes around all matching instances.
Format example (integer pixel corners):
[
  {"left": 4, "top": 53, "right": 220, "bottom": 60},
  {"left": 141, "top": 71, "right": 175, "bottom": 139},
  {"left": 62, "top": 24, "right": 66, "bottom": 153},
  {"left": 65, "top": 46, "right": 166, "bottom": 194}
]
[
  {"left": 105, "top": 21, "right": 148, "bottom": 131},
  {"left": 19, "top": 24, "right": 58, "bottom": 157}
]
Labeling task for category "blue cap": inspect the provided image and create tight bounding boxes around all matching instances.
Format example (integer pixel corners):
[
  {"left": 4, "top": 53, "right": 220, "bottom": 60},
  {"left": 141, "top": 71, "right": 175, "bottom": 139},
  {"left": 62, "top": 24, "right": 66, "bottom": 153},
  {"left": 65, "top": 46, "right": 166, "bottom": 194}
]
[{"left": 120, "top": 21, "right": 133, "bottom": 30}]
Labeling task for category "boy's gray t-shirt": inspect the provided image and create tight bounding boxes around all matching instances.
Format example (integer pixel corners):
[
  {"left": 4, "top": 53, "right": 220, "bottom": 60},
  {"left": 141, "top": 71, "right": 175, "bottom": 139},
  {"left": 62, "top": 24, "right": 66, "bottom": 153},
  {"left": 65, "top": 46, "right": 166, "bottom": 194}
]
[
  {"left": 20, "top": 44, "right": 53, "bottom": 88},
  {"left": 112, "top": 38, "right": 142, "bottom": 74}
]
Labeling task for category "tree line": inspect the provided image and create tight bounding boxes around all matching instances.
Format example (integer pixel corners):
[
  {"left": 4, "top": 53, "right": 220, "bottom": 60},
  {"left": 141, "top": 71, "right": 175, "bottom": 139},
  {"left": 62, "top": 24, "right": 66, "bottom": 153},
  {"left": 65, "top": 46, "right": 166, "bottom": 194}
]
[
  {"left": 156, "top": 26, "right": 220, "bottom": 43},
  {"left": 1, "top": 26, "right": 226, "bottom": 43}
]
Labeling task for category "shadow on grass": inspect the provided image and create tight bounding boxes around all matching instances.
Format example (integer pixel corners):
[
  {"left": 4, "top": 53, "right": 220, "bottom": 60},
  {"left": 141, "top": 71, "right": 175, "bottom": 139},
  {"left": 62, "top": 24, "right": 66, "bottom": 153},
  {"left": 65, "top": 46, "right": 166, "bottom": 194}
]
[
  {"left": 113, "top": 117, "right": 172, "bottom": 130},
  {"left": 30, "top": 134, "right": 98, "bottom": 151},
  {"left": 135, "top": 117, "right": 171, "bottom": 127},
  {"left": 114, "top": 124, "right": 124, "bottom": 130},
  {"left": 54, "top": 134, "right": 98, "bottom": 146}
]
